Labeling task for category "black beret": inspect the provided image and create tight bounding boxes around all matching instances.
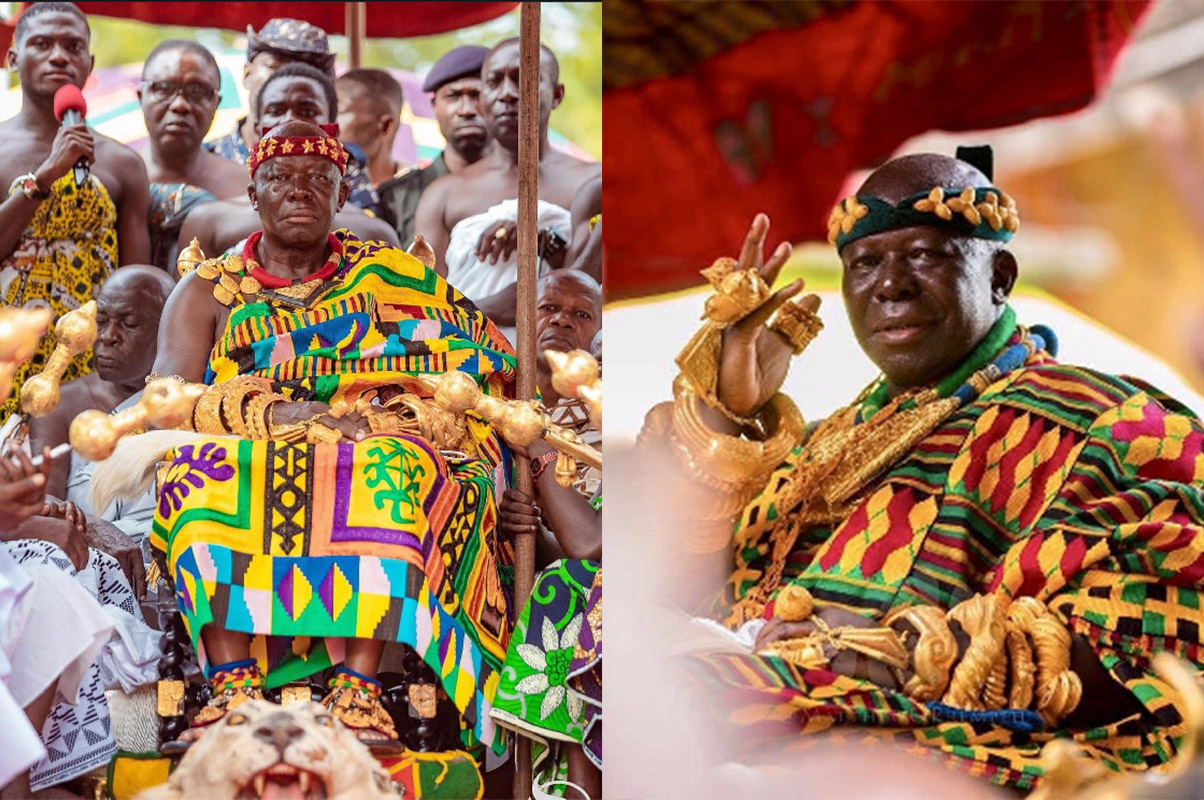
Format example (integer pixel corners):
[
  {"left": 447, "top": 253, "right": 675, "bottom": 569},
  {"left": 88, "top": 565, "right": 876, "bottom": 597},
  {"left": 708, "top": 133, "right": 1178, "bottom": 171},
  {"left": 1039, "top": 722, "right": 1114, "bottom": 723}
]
[{"left": 422, "top": 45, "right": 489, "bottom": 93}]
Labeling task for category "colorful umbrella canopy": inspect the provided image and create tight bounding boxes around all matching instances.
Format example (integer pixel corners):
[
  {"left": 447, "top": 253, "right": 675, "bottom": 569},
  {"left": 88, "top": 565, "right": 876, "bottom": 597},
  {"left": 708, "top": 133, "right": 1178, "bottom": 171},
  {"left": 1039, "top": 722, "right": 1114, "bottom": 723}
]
[{"left": 603, "top": 0, "right": 1153, "bottom": 298}]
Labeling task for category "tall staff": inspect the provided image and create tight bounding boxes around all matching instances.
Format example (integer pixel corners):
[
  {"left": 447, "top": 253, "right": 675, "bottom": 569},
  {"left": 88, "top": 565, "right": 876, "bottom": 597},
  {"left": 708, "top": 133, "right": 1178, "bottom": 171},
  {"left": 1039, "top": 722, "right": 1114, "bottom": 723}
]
[{"left": 513, "top": 4, "right": 541, "bottom": 796}]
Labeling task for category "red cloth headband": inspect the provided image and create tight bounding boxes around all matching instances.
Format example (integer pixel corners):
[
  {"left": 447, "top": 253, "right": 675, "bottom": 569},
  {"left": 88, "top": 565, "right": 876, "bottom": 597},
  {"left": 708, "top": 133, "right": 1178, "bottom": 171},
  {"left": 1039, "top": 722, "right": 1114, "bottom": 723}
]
[{"left": 247, "top": 134, "right": 349, "bottom": 178}]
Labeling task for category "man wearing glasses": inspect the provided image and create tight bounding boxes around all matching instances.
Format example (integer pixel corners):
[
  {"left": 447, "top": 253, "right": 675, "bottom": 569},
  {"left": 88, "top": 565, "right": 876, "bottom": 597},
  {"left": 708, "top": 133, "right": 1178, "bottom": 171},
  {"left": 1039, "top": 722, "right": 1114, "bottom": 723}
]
[
  {"left": 0, "top": 1, "right": 150, "bottom": 421},
  {"left": 139, "top": 40, "right": 249, "bottom": 269}
]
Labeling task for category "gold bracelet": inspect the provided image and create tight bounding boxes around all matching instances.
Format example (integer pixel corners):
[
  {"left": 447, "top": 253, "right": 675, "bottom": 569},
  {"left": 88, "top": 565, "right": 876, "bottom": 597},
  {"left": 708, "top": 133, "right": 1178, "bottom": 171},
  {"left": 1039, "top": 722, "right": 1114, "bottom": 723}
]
[
  {"left": 943, "top": 594, "right": 1008, "bottom": 710},
  {"left": 192, "top": 385, "right": 231, "bottom": 434},
  {"left": 1006, "top": 625, "right": 1036, "bottom": 709},
  {"left": 244, "top": 392, "right": 286, "bottom": 440},
  {"left": 883, "top": 605, "right": 957, "bottom": 702},
  {"left": 668, "top": 380, "right": 804, "bottom": 492},
  {"left": 145, "top": 372, "right": 187, "bottom": 385},
  {"left": 217, "top": 376, "right": 273, "bottom": 439},
  {"left": 1031, "top": 614, "right": 1083, "bottom": 726}
]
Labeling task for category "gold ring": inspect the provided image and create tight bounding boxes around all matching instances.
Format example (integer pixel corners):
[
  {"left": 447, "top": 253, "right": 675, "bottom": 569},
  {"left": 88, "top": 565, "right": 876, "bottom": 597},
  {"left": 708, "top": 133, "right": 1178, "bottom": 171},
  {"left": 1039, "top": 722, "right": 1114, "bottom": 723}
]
[
  {"left": 495, "top": 227, "right": 509, "bottom": 240},
  {"left": 768, "top": 300, "right": 823, "bottom": 355}
]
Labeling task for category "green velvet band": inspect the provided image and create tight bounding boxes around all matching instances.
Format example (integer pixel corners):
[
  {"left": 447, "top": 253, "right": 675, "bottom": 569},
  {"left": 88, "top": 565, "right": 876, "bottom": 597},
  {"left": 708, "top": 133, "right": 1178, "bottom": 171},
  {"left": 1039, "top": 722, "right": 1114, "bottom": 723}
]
[{"left": 833, "top": 187, "right": 1017, "bottom": 251}]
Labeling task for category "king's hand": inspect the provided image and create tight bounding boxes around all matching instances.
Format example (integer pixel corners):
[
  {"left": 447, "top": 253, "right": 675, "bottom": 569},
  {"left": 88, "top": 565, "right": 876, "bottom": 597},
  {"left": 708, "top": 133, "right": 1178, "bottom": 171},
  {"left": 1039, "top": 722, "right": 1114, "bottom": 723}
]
[{"left": 713, "top": 214, "right": 822, "bottom": 426}]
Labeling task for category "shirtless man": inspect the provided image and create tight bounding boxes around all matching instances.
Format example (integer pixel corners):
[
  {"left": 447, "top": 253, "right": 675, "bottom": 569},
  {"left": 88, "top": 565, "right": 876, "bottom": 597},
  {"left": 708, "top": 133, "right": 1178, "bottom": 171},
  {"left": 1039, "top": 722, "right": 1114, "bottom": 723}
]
[
  {"left": 414, "top": 39, "right": 599, "bottom": 334},
  {"left": 177, "top": 64, "right": 398, "bottom": 260},
  {"left": 0, "top": 2, "right": 150, "bottom": 418}
]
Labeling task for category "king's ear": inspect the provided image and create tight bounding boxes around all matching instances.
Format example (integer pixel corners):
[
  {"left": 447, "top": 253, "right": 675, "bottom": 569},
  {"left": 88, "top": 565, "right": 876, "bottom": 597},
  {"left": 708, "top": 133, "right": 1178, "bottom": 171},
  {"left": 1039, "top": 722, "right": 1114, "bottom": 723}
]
[{"left": 991, "top": 249, "right": 1018, "bottom": 304}]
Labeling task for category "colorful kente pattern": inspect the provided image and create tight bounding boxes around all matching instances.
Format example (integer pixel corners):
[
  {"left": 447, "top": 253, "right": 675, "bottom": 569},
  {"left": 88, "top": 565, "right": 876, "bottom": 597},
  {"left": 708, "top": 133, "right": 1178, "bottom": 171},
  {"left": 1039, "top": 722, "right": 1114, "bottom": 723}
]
[
  {"left": 153, "top": 437, "right": 510, "bottom": 753},
  {"left": 155, "top": 234, "right": 518, "bottom": 754},
  {"left": 201, "top": 229, "right": 516, "bottom": 405},
  {"left": 700, "top": 331, "right": 1204, "bottom": 790}
]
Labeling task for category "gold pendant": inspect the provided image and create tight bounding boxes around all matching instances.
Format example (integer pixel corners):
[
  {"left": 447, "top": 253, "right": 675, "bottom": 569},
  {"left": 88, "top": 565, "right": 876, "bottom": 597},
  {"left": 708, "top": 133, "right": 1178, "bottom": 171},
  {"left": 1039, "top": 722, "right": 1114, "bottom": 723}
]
[{"left": 240, "top": 275, "right": 262, "bottom": 294}]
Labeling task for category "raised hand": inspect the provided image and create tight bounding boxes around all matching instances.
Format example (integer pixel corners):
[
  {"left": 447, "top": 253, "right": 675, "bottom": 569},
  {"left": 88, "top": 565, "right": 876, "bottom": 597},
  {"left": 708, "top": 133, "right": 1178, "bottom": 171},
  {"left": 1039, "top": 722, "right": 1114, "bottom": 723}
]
[{"left": 716, "top": 214, "right": 822, "bottom": 418}]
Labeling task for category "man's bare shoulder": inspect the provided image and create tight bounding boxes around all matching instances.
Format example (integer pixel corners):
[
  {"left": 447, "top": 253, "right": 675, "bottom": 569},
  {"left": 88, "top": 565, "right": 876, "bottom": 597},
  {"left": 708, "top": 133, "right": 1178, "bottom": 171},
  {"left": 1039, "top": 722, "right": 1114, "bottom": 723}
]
[{"left": 95, "top": 133, "right": 148, "bottom": 173}]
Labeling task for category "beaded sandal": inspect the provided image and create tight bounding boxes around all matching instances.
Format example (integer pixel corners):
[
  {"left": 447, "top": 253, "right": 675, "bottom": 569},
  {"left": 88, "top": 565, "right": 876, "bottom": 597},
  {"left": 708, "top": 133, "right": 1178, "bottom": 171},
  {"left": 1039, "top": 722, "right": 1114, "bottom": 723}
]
[
  {"left": 320, "top": 668, "right": 404, "bottom": 755},
  {"left": 161, "top": 660, "right": 266, "bottom": 755}
]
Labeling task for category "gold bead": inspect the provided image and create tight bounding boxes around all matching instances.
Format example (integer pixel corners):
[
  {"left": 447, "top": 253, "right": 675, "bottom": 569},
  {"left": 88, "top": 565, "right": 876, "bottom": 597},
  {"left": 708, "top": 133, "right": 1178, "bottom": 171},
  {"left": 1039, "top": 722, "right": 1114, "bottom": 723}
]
[
  {"left": 407, "top": 234, "right": 437, "bottom": 270},
  {"left": 55, "top": 300, "right": 97, "bottom": 355},
  {"left": 500, "top": 401, "right": 545, "bottom": 446},
  {"left": 433, "top": 371, "right": 480, "bottom": 413},
  {"left": 545, "top": 348, "right": 599, "bottom": 399},
  {"left": 70, "top": 409, "right": 119, "bottom": 461},
  {"left": 774, "top": 584, "right": 814, "bottom": 622},
  {"left": 19, "top": 372, "right": 60, "bottom": 416}
]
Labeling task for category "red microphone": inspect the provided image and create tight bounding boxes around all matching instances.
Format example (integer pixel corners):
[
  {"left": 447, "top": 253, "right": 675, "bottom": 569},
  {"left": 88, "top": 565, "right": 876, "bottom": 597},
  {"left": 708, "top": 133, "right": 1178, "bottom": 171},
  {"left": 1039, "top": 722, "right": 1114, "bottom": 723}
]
[{"left": 52, "top": 84, "right": 89, "bottom": 188}]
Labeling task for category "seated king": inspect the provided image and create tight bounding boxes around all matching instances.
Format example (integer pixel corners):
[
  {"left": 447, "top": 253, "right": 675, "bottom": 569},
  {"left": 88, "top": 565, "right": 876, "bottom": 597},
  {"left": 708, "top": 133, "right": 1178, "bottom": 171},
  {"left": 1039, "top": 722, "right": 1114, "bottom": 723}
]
[
  {"left": 146, "top": 120, "right": 516, "bottom": 756},
  {"left": 644, "top": 148, "right": 1204, "bottom": 791}
]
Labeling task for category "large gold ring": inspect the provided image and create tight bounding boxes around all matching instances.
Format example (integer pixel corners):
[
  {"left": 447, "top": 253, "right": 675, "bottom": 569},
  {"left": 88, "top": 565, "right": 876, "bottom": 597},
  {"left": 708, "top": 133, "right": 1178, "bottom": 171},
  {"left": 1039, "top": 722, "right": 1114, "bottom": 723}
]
[
  {"left": 495, "top": 227, "right": 509, "bottom": 240},
  {"left": 768, "top": 300, "right": 823, "bottom": 355}
]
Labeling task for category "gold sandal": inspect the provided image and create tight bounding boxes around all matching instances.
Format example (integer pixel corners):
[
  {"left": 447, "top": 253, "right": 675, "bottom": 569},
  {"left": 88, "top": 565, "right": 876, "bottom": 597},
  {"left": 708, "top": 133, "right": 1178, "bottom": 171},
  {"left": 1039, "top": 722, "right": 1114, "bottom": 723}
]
[
  {"left": 161, "top": 662, "right": 266, "bottom": 755},
  {"left": 321, "top": 669, "right": 403, "bottom": 755}
]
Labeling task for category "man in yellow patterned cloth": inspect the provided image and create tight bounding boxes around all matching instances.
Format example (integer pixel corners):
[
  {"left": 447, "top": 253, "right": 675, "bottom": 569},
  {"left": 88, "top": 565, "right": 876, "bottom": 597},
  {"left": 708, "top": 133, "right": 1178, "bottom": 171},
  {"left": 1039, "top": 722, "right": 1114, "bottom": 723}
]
[
  {"left": 147, "top": 119, "right": 516, "bottom": 759},
  {"left": 643, "top": 148, "right": 1204, "bottom": 792}
]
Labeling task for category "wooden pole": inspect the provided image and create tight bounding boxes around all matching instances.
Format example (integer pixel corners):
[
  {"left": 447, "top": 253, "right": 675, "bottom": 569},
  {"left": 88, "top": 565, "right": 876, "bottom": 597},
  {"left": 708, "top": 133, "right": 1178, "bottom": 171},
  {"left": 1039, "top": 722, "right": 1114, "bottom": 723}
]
[
  {"left": 346, "top": 2, "right": 366, "bottom": 69},
  {"left": 513, "top": 4, "right": 540, "bottom": 798}
]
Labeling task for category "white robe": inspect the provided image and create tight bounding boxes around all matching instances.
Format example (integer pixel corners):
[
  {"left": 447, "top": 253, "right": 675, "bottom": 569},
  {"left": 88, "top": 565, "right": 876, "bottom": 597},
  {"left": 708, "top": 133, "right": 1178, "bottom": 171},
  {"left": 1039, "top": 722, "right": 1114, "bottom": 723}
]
[{"left": 445, "top": 199, "right": 572, "bottom": 344}]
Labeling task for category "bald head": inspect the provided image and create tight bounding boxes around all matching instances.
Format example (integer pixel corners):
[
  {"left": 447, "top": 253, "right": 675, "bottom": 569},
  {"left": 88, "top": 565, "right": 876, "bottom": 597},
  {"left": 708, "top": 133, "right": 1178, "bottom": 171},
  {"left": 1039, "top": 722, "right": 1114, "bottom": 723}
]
[
  {"left": 538, "top": 269, "right": 600, "bottom": 305},
  {"left": 856, "top": 153, "right": 991, "bottom": 205},
  {"left": 100, "top": 264, "right": 175, "bottom": 308},
  {"left": 94, "top": 265, "right": 176, "bottom": 389}
]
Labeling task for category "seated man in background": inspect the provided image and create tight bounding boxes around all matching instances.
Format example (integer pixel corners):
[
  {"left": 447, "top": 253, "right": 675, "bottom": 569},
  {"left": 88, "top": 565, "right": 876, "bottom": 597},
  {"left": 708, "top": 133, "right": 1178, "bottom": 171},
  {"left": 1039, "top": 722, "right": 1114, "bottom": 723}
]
[
  {"left": 139, "top": 39, "right": 250, "bottom": 268},
  {"left": 178, "top": 63, "right": 398, "bottom": 260},
  {"left": 29, "top": 264, "right": 175, "bottom": 547},
  {"left": 336, "top": 68, "right": 408, "bottom": 188},
  {"left": 535, "top": 270, "right": 601, "bottom": 497},
  {"left": 377, "top": 45, "right": 490, "bottom": 246},
  {"left": 642, "top": 149, "right": 1204, "bottom": 791},
  {"left": 144, "top": 121, "right": 515, "bottom": 758}
]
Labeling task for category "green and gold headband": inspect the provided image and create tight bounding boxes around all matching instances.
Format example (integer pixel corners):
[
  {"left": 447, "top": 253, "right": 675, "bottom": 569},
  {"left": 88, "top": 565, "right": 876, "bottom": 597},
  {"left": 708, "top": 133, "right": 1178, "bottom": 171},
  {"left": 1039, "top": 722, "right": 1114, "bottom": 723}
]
[{"left": 828, "top": 186, "right": 1020, "bottom": 251}]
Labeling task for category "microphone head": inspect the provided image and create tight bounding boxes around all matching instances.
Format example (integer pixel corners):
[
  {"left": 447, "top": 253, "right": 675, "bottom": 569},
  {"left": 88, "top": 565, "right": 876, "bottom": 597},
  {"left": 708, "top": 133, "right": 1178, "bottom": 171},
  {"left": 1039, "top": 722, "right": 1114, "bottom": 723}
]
[{"left": 53, "top": 84, "right": 86, "bottom": 123}]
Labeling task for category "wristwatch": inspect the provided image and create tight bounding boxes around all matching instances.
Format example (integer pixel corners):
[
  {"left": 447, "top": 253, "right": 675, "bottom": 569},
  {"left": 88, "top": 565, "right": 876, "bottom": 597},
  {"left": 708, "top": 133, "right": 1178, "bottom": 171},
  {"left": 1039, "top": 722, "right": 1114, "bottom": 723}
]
[
  {"left": 9, "top": 173, "right": 49, "bottom": 200},
  {"left": 530, "top": 451, "right": 558, "bottom": 481}
]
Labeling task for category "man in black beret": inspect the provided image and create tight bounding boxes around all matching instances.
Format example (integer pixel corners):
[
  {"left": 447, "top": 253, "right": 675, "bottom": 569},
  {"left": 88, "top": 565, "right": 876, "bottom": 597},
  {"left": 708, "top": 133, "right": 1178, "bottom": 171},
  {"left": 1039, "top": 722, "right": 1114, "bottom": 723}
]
[{"left": 376, "top": 45, "right": 491, "bottom": 245}]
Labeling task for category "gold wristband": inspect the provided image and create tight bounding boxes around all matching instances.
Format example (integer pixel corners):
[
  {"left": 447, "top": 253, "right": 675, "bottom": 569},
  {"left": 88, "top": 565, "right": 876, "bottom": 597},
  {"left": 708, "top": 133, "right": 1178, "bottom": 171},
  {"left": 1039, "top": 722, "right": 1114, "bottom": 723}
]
[
  {"left": 883, "top": 604, "right": 957, "bottom": 702},
  {"left": 668, "top": 380, "right": 804, "bottom": 492},
  {"left": 943, "top": 594, "right": 1008, "bottom": 710},
  {"left": 218, "top": 375, "right": 273, "bottom": 439},
  {"left": 193, "top": 385, "right": 232, "bottom": 434},
  {"left": 244, "top": 392, "right": 285, "bottom": 440}
]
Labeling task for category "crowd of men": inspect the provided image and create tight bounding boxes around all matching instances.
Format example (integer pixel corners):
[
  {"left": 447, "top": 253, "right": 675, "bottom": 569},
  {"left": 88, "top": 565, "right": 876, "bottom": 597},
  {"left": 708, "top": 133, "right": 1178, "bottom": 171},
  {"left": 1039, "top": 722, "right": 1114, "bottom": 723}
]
[{"left": 0, "top": 3, "right": 601, "bottom": 798}]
